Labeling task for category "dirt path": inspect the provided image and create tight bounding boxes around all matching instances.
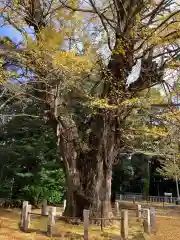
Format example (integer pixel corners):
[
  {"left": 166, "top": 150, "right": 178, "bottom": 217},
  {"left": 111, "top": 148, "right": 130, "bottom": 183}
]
[{"left": 148, "top": 216, "right": 180, "bottom": 240}]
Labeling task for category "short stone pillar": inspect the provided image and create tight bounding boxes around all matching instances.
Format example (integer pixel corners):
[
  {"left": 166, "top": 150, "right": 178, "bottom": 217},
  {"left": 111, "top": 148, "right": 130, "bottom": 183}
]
[
  {"left": 41, "top": 199, "right": 47, "bottom": 216},
  {"left": 47, "top": 207, "right": 56, "bottom": 237},
  {"left": 150, "top": 207, "right": 156, "bottom": 233},
  {"left": 83, "top": 209, "right": 89, "bottom": 240},
  {"left": 121, "top": 210, "right": 128, "bottom": 239},
  {"left": 63, "top": 199, "right": 66, "bottom": 211},
  {"left": 115, "top": 200, "right": 120, "bottom": 216},
  {"left": 136, "top": 204, "right": 141, "bottom": 221},
  {"left": 20, "top": 201, "right": 28, "bottom": 229},
  {"left": 143, "top": 208, "right": 150, "bottom": 234},
  {"left": 23, "top": 204, "right": 31, "bottom": 232}
]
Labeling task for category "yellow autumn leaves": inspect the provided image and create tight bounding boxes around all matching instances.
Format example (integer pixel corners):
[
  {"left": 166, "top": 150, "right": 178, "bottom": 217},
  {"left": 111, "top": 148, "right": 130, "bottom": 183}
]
[{"left": 25, "top": 12, "right": 95, "bottom": 84}]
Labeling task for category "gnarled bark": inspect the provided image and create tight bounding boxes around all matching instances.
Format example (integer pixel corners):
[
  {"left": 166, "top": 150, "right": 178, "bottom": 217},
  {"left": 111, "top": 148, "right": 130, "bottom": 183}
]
[
  {"left": 64, "top": 160, "right": 112, "bottom": 219},
  {"left": 57, "top": 112, "right": 120, "bottom": 219}
]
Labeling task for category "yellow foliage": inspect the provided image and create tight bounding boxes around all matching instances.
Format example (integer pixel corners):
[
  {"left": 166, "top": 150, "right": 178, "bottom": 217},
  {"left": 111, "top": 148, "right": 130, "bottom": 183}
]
[
  {"left": 168, "top": 61, "right": 180, "bottom": 69},
  {"left": 131, "top": 125, "right": 168, "bottom": 138},
  {"left": 52, "top": 51, "right": 94, "bottom": 76},
  {"left": 0, "top": 58, "right": 9, "bottom": 84},
  {"left": 162, "top": 110, "right": 180, "bottom": 123},
  {"left": 113, "top": 39, "right": 126, "bottom": 55},
  {"left": 0, "top": 70, "right": 8, "bottom": 84},
  {"left": 28, "top": 27, "right": 65, "bottom": 52},
  {"left": 67, "top": 0, "right": 78, "bottom": 9},
  {"left": 89, "top": 98, "right": 117, "bottom": 109},
  {"left": 23, "top": 9, "right": 96, "bottom": 89}
]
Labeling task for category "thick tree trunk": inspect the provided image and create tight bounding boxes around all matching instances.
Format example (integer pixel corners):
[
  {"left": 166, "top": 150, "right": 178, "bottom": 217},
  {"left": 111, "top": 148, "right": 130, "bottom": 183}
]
[
  {"left": 63, "top": 154, "right": 113, "bottom": 219},
  {"left": 57, "top": 114, "right": 117, "bottom": 219}
]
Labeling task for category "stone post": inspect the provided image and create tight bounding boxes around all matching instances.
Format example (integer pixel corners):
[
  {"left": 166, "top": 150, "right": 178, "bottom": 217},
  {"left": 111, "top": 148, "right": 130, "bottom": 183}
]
[
  {"left": 121, "top": 210, "right": 128, "bottom": 239},
  {"left": 23, "top": 204, "right": 31, "bottom": 232},
  {"left": 47, "top": 207, "right": 56, "bottom": 237},
  {"left": 143, "top": 208, "right": 150, "bottom": 234},
  {"left": 41, "top": 199, "right": 47, "bottom": 216},
  {"left": 150, "top": 207, "right": 156, "bottom": 233},
  {"left": 136, "top": 204, "right": 141, "bottom": 221},
  {"left": 83, "top": 209, "right": 89, "bottom": 240},
  {"left": 115, "top": 200, "right": 120, "bottom": 216},
  {"left": 63, "top": 199, "right": 66, "bottom": 211},
  {"left": 20, "top": 201, "right": 28, "bottom": 229}
]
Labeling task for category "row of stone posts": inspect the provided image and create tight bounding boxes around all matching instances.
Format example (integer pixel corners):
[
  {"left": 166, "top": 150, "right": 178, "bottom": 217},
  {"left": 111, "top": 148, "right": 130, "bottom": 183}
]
[
  {"left": 115, "top": 201, "right": 156, "bottom": 235},
  {"left": 20, "top": 200, "right": 129, "bottom": 239},
  {"left": 20, "top": 201, "right": 57, "bottom": 237},
  {"left": 136, "top": 203, "right": 156, "bottom": 234},
  {"left": 20, "top": 200, "right": 156, "bottom": 239}
]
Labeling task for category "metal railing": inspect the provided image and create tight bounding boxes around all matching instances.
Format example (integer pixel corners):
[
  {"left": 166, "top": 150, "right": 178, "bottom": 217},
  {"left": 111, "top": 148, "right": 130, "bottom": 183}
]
[{"left": 116, "top": 194, "right": 178, "bottom": 203}]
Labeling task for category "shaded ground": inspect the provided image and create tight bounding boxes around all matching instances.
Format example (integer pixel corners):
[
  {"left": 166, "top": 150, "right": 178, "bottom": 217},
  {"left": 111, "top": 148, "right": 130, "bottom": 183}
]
[{"left": 0, "top": 209, "right": 144, "bottom": 239}]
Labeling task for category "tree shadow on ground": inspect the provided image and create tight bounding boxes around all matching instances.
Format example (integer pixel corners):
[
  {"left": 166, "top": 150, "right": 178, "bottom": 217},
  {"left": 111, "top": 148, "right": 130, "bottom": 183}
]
[
  {"left": 27, "top": 227, "right": 123, "bottom": 239},
  {"left": 0, "top": 208, "right": 20, "bottom": 216},
  {"left": 100, "top": 232, "right": 121, "bottom": 239},
  {"left": 131, "top": 231, "right": 145, "bottom": 240},
  {"left": 24, "top": 228, "right": 47, "bottom": 236},
  {"left": 27, "top": 228, "right": 84, "bottom": 239}
]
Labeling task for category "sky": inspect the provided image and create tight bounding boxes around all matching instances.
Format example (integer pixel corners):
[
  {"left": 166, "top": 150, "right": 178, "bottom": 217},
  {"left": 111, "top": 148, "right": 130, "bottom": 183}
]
[{"left": 0, "top": 25, "right": 22, "bottom": 43}]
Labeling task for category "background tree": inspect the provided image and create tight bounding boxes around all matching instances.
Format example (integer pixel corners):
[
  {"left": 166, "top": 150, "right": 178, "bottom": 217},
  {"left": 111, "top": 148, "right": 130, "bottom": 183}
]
[
  {"left": 0, "top": 100, "right": 65, "bottom": 205},
  {"left": 157, "top": 114, "right": 180, "bottom": 197}
]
